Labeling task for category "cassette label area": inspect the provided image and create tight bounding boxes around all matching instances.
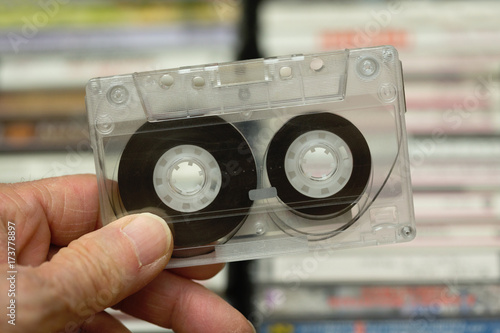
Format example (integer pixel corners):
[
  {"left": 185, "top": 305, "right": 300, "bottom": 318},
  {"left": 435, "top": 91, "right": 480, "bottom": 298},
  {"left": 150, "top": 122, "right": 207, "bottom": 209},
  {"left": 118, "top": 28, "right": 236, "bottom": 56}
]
[{"left": 86, "top": 46, "right": 416, "bottom": 268}]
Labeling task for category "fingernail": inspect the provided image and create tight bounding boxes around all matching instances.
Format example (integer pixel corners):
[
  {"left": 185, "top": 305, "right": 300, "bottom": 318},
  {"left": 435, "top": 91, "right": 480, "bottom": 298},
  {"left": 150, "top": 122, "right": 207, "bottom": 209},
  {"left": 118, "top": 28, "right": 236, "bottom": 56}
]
[
  {"left": 122, "top": 213, "right": 171, "bottom": 266},
  {"left": 248, "top": 320, "right": 257, "bottom": 333}
]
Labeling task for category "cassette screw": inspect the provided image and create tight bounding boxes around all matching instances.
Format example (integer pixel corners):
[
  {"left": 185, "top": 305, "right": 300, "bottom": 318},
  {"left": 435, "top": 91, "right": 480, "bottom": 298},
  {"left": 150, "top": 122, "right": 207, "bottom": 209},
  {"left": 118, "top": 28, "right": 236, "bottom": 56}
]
[
  {"left": 255, "top": 222, "right": 266, "bottom": 235},
  {"left": 357, "top": 57, "right": 379, "bottom": 78},
  {"left": 96, "top": 115, "right": 114, "bottom": 134},
  {"left": 107, "top": 85, "right": 129, "bottom": 105},
  {"left": 97, "top": 122, "right": 112, "bottom": 134},
  {"left": 378, "top": 83, "right": 397, "bottom": 103},
  {"left": 401, "top": 226, "right": 414, "bottom": 239}
]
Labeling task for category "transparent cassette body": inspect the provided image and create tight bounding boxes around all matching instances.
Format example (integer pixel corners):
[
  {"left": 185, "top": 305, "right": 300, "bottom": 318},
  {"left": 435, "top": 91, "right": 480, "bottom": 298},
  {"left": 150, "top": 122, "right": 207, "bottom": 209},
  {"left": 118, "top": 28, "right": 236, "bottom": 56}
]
[{"left": 86, "top": 46, "right": 416, "bottom": 268}]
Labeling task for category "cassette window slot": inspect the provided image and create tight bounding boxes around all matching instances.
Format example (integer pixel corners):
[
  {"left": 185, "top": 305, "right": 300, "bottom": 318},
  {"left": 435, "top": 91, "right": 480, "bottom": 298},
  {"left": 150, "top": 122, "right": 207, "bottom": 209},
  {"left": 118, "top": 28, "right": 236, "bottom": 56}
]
[
  {"left": 217, "top": 61, "right": 269, "bottom": 86},
  {"left": 132, "top": 52, "right": 350, "bottom": 121}
]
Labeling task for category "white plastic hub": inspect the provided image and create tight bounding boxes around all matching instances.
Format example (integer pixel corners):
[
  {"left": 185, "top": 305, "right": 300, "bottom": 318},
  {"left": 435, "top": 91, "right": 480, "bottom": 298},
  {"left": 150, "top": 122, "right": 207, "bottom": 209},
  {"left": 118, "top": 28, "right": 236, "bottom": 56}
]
[
  {"left": 285, "top": 130, "right": 353, "bottom": 198},
  {"left": 153, "top": 145, "right": 222, "bottom": 212}
]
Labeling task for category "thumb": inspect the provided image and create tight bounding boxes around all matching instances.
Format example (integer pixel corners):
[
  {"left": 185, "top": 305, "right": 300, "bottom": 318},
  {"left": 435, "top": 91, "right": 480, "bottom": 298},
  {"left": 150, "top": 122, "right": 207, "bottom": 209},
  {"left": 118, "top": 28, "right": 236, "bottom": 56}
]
[{"left": 21, "top": 213, "right": 172, "bottom": 332}]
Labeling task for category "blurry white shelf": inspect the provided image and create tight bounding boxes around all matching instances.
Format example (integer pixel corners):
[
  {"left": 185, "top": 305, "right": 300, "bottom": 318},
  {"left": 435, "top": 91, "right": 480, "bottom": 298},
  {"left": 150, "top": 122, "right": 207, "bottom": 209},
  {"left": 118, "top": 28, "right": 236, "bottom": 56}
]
[
  {"left": 255, "top": 245, "right": 500, "bottom": 285},
  {"left": 0, "top": 151, "right": 95, "bottom": 183},
  {"left": 260, "top": 0, "right": 500, "bottom": 58},
  {"left": 0, "top": 46, "right": 234, "bottom": 91}
]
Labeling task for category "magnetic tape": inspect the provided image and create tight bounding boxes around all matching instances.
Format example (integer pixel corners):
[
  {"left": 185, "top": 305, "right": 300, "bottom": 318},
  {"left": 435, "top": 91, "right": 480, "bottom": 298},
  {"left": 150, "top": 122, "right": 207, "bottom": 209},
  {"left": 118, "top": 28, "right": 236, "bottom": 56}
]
[{"left": 86, "top": 46, "right": 416, "bottom": 268}]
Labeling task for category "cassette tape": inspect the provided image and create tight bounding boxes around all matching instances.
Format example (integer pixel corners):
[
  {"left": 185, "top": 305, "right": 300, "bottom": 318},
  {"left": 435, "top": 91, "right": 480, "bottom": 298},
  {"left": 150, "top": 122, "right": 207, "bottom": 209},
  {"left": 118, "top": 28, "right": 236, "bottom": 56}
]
[{"left": 86, "top": 46, "right": 416, "bottom": 268}]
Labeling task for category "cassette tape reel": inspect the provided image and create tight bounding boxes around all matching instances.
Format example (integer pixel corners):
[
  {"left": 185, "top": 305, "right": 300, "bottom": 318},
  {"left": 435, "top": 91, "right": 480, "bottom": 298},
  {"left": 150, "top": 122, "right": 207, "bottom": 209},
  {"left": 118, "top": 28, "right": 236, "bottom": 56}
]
[
  {"left": 86, "top": 46, "right": 416, "bottom": 268},
  {"left": 118, "top": 116, "right": 257, "bottom": 248}
]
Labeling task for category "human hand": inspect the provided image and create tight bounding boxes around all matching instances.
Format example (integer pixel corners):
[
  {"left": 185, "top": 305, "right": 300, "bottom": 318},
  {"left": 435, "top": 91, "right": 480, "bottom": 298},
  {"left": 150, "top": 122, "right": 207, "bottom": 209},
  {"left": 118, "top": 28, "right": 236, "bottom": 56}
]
[{"left": 0, "top": 175, "right": 255, "bottom": 333}]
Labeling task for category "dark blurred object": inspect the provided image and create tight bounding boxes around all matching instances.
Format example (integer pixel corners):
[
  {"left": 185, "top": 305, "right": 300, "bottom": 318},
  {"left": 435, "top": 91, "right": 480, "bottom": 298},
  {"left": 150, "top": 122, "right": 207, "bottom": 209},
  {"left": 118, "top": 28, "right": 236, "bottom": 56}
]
[
  {"left": 227, "top": 0, "right": 263, "bottom": 320},
  {"left": 236, "top": 0, "right": 263, "bottom": 61}
]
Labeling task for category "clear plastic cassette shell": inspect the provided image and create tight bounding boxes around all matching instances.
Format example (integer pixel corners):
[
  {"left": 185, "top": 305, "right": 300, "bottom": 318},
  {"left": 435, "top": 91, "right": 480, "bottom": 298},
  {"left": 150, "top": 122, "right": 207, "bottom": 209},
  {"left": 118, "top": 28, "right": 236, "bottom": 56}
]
[{"left": 86, "top": 46, "right": 416, "bottom": 268}]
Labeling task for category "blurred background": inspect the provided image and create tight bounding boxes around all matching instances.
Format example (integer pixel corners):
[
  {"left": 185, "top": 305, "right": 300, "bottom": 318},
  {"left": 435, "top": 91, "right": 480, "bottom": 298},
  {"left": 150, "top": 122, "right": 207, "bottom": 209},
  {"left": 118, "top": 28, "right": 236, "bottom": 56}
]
[{"left": 1, "top": 0, "right": 499, "bottom": 332}]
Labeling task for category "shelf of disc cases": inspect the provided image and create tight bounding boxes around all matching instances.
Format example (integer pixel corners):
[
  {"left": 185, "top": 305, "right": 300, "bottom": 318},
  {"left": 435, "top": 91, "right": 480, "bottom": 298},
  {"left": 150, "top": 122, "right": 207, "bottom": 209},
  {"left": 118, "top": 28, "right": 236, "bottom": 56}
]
[
  {"left": 251, "top": 1, "right": 500, "bottom": 332},
  {"left": 0, "top": 0, "right": 240, "bottom": 183},
  {"left": 0, "top": 1, "right": 238, "bottom": 332}
]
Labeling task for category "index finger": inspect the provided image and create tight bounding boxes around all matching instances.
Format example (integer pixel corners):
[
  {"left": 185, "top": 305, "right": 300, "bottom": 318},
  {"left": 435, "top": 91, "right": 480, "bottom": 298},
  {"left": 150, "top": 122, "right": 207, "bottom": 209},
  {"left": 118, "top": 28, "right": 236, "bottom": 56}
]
[
  {"left": 1, "top": 174, "right": 101, "bottom": 246},
  {"left": 0, "top": 174, "right": 100, "bottom": 265}
]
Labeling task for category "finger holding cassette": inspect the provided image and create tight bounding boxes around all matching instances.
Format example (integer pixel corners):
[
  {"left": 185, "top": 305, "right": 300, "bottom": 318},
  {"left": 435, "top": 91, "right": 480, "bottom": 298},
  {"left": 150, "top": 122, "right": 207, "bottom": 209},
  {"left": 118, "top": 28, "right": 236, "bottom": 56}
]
[{"left": 0, "top": 175, "right": 254, "bottom": 333}]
